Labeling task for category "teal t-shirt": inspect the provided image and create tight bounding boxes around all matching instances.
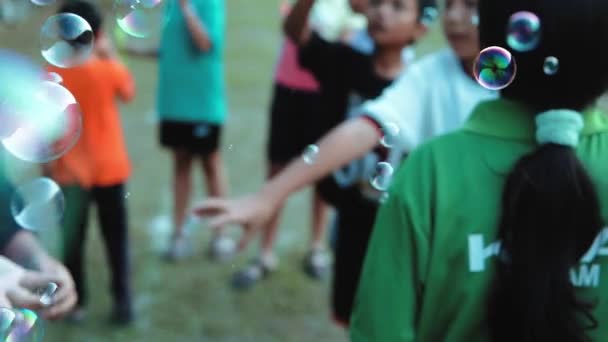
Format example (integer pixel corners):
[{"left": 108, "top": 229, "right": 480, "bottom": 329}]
[
  {"left": 351, "top": 99, "right": 608, "bottom": 341},
  {"left": 157, "top": 0, "right": 227, "bottom": 124}
]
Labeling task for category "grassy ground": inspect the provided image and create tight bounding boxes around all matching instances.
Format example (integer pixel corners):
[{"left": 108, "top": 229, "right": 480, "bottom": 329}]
[{"left": 0, "top": 1, "right": 445, "bottom": 341}]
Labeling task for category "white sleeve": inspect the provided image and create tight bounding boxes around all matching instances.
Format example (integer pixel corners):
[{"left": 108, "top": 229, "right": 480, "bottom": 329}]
[{"left": 361, "top": 63, "right": 427, "bottom": 153}]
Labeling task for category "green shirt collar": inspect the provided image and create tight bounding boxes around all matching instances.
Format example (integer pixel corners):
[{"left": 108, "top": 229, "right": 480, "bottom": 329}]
[{"left": 463, "top": 99, "right": 608, "bottom": 142}]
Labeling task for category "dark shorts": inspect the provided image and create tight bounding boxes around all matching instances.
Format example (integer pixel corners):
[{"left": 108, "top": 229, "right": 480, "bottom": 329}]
[
  {"left": 331, "top": 200, "right": 379, "bottom": 325},
  {"left": 267, "top": 84, "right": 322, "bottom": 164},
  {"left": 160, "top": 120, "right": 222, "bottom": 156}
]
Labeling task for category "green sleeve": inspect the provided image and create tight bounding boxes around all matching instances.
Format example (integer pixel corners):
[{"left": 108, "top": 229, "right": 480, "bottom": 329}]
[{"left": 350, "top": 149, "right": 433, "bottom": 342}]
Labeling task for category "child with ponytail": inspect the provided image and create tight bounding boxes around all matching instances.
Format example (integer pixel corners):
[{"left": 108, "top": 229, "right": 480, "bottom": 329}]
[{"left": 351, "top": 0, "right": 608, "bottom": 340}]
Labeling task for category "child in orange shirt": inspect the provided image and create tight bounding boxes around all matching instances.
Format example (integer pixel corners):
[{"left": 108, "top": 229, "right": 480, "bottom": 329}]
[{"left": 46, "top": 0, "right": 135, "bottom": 325}]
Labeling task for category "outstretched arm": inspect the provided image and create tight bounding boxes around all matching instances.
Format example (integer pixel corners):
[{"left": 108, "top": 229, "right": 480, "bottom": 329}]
[
  {"left": 284, "top": 0, "right": 315, "bottom": 45},
  {"left": 194, "top": 117, "right": 381, "bottom": 249}
]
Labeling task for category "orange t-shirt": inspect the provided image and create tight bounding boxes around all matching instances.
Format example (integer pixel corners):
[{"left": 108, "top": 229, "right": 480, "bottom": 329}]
[{"left": 47, "top": 57, "right": 135, "bottom": 188}]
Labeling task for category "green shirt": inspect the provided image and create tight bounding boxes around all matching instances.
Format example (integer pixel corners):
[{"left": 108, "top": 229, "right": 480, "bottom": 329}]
[
  {"left": 350, "top": 99, "right": 608, "bottom": 341},
  {"left": 157, "top": 0, "right": 227, "bottom": 124}
]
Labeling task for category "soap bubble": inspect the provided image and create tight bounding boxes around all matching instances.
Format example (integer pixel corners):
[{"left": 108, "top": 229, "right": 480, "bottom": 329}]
[
  {"left": 543, "top": 56, "right": 559, "bottom": 75},
  {"left": 5, "top": 309, "right": 43, "bottom": 342},
  {"left": 115, "top": 0, "right": 164, "bottom": 38},
  {"left": 380, "top": 122, "right": 400, "bottom": 148},
  {"left": 370, "top": 162, "right": 394, "bottom": 192},
  {"left": 40, "top": 13, "right": 93, "bottom": 68},
  {"left": 45, "top": 72, "right": 63, "bottom": 84},
  {"left": 302, "top": 144, "right": 319, "bottom": 165},
  {"left": 38, "top": 282, "right": 58, "bottom": 307},
  {"left": 474, "top": 46, "right": 517, "bottom": 91},
  {"left": 2, "top": 81, "right": 82, "bottom": 163},
  {"left": 507, "top": 11, "right": 541, "bottom": 52},
  {"left": 0, "top": 50, "right": 42, "bottom": 141},
  {"left": 0, "top": 308, "right": 16, "bottom": 339},
  {"left": 30, "top": 0, "right": 54, "bottom": 6},
  {"left": 10, "top": 177, "right": 65, "bottom": 232}
]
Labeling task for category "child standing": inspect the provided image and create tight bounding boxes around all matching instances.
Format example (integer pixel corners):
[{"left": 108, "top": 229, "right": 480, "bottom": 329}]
[
  {"left": 195, "top": 0, "right": 495, "bottom": 324},
  {"left": 208, "top": 0, "right": 430, "bottom": 324},
  {"left": 234, "top": 0, "right": 367, "bottom": 290},
  {"left": 158, "top": 0, "right": 233, "bottom": 261},
  {"left": 47, "top": 1, "right": 135, "bottom": 324},
  {"left": 352, "top": 0, "right": 608, "bottom": 340}
]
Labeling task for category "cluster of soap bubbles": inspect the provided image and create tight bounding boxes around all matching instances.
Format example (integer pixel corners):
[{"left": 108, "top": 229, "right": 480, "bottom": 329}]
[
  {"left": 474, "top": 11, "right": 560, "bottom": 91},
  {"left": 300, "top": 120, "right": 400, "bottom": 199},
  {"left": 1, "top": 0, "right": 166, "bottom": 232},
  {"left": 0, "top": 308, "right": 43, "bottom": 341}
]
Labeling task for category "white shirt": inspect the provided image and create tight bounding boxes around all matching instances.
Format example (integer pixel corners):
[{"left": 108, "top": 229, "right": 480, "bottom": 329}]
[{"left": 363, "top": 48, "right": 498, "bottom": 153}]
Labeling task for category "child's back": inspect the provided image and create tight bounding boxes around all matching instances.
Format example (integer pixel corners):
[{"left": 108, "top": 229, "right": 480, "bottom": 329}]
[{"left": 48, "top": 57, "right": 134, "bottom": 187}]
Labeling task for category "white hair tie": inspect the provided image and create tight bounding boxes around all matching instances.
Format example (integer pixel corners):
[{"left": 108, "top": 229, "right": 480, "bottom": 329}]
[{"left": 535, "top": 109, "right": 584, "bottom": 147}]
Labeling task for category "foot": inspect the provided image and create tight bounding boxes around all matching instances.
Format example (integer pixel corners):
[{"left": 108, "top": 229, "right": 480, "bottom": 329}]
[
  {"left": 207, "top": 235, "right": 237, "bottom": 262},
  {"left": 65, "top": 306, "right": 87, "bottom": 324},
  {"left": 302, "top": 248, "right": 331, "bottom": 281},
  {"left": 231, "top": 255, "right": 278, "bottom": 291},
  {"left": 163, "top": 235, "right": 194, "bottom": 262},
  {"left": 110, "top": 302, "right": 134, "bottom": 326}
]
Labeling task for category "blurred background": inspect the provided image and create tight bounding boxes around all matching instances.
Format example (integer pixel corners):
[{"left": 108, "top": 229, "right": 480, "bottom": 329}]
[{"left": 0, "top": 0, "right": 447, "bottom": 341}]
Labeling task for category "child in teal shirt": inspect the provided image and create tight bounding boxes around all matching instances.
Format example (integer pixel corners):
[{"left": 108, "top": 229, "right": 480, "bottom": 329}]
[
  {"left": 352, "top": 0, "right": 608, "bottom": 340},
  {"left": 157, "top": 0, "right": 233, "bottom": 260}
]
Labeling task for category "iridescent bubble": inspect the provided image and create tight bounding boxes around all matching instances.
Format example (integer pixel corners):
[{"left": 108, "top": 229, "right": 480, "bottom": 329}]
[
  {"left": 5, "top": 309, "right": 43, "bottom": 342},
  {"left": 380, "top": 122, "right": 400, "bottom": 148},
  {"left": 474, "top": 46, "right": 517, "bottom": 91},
  {"left": 507, "top": 11, "right": 541, "bottom": 52},
  {"left": 0, "top": 50, "right": 42, "bottom": 141},
  {"left": 370, "top": 162, "right": 394, "bottom": 192},
  {"left": 10, "top": 177, "right": 65, "bottom": 232},
  {"left": 0, "top": 308, "right": 16, "bottom": 339},
  {"left": 115, "top": 0, "right": 164, "bottom": 38},
  {"left": 543, "top": 56, "right": 559, "bottom": 75},
  {"left": 2, "top": 81, "right": 82, "bottom": 163},
  {"left": 38, "top": 282, "right": 58, "bottom": 307},
  {"left": 40, "top": 13, "right": 94, "bottom": 68},
  {"left": 421, "top": 6, "right": 438, "bottom": 26},
  {"left": 30, "top": 0, "right": 54, "bottom": 5},
  {"left": 45, "top": 72, "right": 63, "bottom": 84},
  {"left": 303, "top": 144, "right": 319, "bottom": 165}
]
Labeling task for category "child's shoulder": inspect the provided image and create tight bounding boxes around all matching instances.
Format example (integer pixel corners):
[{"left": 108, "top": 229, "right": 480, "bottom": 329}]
[{"left": 410, "top": 48, "right": 459, "bottom": 74}]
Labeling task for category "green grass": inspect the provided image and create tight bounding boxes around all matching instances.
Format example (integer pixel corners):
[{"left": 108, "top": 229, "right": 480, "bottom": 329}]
[{"left": 0, "top": 1, "right": 445, "bottom": 341}]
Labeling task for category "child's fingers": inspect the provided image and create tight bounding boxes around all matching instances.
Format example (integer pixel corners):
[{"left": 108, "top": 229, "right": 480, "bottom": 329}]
[
  {"left": 209, "top": 213, "right": 235, "bottom": 230},
  {"left": 0, "top": 295, "right": 12, "bottom": 309},
  {"left": 42, "top": 291, "right": 77, "bottom": 321},
  {"left": 6, "top": 287, "right": 44, "bottom": 311},
  {"left": 192, "top": 198, "right": 228, "bottom": 217},
  {"left": 18, "top": 272, "right": 57, "bottom": 290}
]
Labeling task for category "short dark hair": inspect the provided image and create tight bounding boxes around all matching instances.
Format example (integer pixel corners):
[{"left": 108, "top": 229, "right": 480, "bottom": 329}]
[{"left": 58, "top": 0, "right": 103, "bottom": 36}]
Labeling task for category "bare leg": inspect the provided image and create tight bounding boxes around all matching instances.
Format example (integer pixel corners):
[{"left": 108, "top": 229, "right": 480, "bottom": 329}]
[
  {"left": 172, "top": 149, "right": 194, "bottom": 238},
  {"left": 260, "top": 163, "right": 286, "bottom": 259},
  {"left": 310, "top": 187, "right": 329, "bottom": 251},
  {"left": 200, "top": 150, "right": 229, "bottom": 235}
]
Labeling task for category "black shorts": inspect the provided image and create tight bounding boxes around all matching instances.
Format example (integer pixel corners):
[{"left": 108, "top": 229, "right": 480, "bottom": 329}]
[
  {"left": 331, "top": 200, "right": 379, "bottom": 325},
  {"left": 267, "top": 84, "right": 322, "bottom": 164},
  {"left": 160, "top": 120, "right": 222, "bottom": 156}
]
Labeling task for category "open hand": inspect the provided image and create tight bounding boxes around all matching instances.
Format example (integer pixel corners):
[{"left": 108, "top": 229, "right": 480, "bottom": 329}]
[{"left": 192, "top": 193, "right": 280, "bottom": 251}]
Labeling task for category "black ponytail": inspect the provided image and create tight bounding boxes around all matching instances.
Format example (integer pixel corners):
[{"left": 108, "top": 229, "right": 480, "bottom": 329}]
[
  {"left": 477, "top": 0, "right": 608, "bottom": 340},
  {"left": 488, "top": 144, "right": 602, "bottom": 341}
]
